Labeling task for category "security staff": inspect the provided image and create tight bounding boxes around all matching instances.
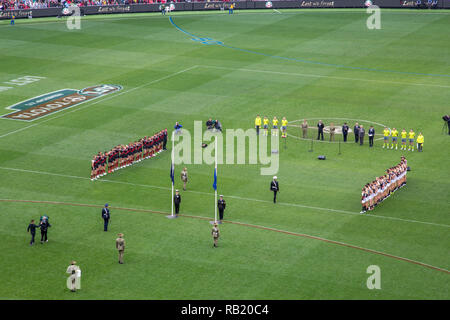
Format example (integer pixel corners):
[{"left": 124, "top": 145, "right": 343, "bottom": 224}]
[
  {"left": 39, "top": 216, "right": 51, "bottom": 244},
  {"left": 342, "top": 122, "right": 349, "bottom": 142},
  {"left": 174, "top": 190, "right": 181, "bottom": 216},
  {"left": 368, "top": 126, "right": 375, "bottom": 147},
  {"left": 317, "top": 120, "right": 324, "bottom": 140},
  {"left": 27, "top": 219, "right": 39, "bottom": 246},
  {"left": 102, "top": 204, "right": 110, "bottom": 232},
  {"left": 270, "top": 176, "right": 279, "bottom": 203},
  {"left": 359, "top": 125, "right": 365, "bottom": 146},
  {"left": 116, "top": 233, "right": 126, "bottom": 264},
  {"left": 354, "top": 122, "right": 360, "bottom": 143},
  {"left": 217, "top": 195, "right": 226, "bottom": 223}
]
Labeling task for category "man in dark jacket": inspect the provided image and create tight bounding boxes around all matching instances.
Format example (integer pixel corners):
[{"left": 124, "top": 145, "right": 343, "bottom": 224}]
[
  {"left": 217, "top": 195, "right": 226, "bottom": 223},
  {"left": 162, "top": 128, "right": 168, "bottom": 150},
  {"left": 102, "top": 203, "right": 110, "bottom": 232},
  {"left": 317, "top": 120, "right": 324, "bottom": 141},
  {"left": 368, "top": 126, "right": 375, "bottom": 147},
  {"left": 359, "top": 125, "right": 365, "bottom": 146},
  {"left": 354, "top": 122, "right": 360, "bottom": 143},
  {"left": 342, "top": 122, "right": 349, "bottom": 142},
  {"left": 39, "top": 217, "right": 51, "bottom": 244},
  {"left": 270, "top": 176, "right": 279, "bottom": 203},
  {"left": 174, "top": 190, "right": 181, "bottom": 216},
  {"left": 27, "top": 219, "right": 40, "bottom": 245}
]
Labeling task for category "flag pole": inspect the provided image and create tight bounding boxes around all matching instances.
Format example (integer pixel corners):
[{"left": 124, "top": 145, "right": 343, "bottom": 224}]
[
  {"left": 214, "top": 137, "right": 218, "bottom": 223},
  {"left": 171, "top": 131, "right": 174, "bottom": 217},
  {"left": 167, "top": 130, "right": 176, "bottom": 219}
]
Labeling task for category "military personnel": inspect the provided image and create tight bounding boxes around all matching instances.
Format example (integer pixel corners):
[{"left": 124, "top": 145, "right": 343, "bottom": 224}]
[
  {"left": 270, "top": 176, "right": 279, "bottom": 203},
  {"left": 27, "top": 219, "right": 39, "bottom": 246},
  {"left": 317, "top": 120, "right": 324, "bottom": 140},
  {"left": 116, "top": 233, "right": 126, "bottom": 264},
  {"left": 342, "top": 122, "right": 349, "bottom": 142},
  {"left": 66, "top": 261, "right": 81, "bottom": 292},
  {"left": 101, "top": 203, "right": 110, "bottom": 232},
  {"left": 174, "top": 190, "right": 181, "bottom": 216},
  {"left": 329, "top": 123, "right": 335, "bottom": 141},
  {"left": 301, "top": 119, "right": 308, "bottom": 138},
  {"left": 368, "top": 125, "right": 375, "bottom": 147},
  {"left": 39, "top": 216, "right": 51, "bottom": 244},
  {"left": 217, "top": 195, "right": 226, "bottom": 223},
  {"left": 181, "top": 167, "right": 188, "bottom": 191},
  {"left": 211, "top": 223, "right": 220, "bottom": 248},
  {"left": 354, "top": 122, "right": 360, "bottom": 143},
  {"left": 359, "top": 125, "right": 365, "bottom": 145}
]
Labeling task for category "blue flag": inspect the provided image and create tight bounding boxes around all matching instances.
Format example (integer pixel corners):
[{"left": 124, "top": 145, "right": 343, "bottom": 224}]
[
  {"left": 213, "top": 167, "right": 217, "bottom": 191},
  {"left": 170, "top": 161, "right": 174, "bottom": 185}
]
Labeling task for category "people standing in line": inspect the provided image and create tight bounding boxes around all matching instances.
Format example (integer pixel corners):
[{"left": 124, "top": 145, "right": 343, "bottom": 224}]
[
  {"left": 301, "top": 119, "right": 308, "bottom": 139},
  {"left": 329, "top": 123, "right": 335, "bottom": 141},
  {"left": 383, "top": 127, "right": 390, "bottom": 149},
  {"left": 342, "top": 122, "right": 349, "bottom": 142},
  {"left": 270, "top": 176, "right": 279, "bottom": 203},
  {"left": 281, "top": 117, "right": 288, "bottom": 138},
  {"left": 368, "top": 125, "right": 375, "bottom": 147},
  {"left": 317, "top": 120, "right": 324, "bottom": 141},
  {"left": 39, "top": 216, "right": 51, "bottom": 244},
  {"left": 181, "top": 167, "right": 188, "bottom": 191},
  {"left": 272, "top": 116, "right": 278, "bottom": 136},
  {"left": 102, "top": 203, "right": 110, "bottom": 232},
  {"left": 408, "top": 129, "right": 416, "bottom": 151},
  {"left": 174, "top": 189, "right": 181, "bottom": 216},
  {"left": 255, "top": 115, "right": 261, "bottom": 136},
  {"left": 400, "top": 128, "right": 407, "bottom": 150},
  {"left": 217, "top": 195, "right": 226, "bottom": 224},
  {"left": 66, "top": 261, "right": 81, "bottom": 292},
  {"left": 212, "top": 223, "right": 220, "bottom": 248},
  {"left": 263, "top": 116, "right": 269, "bottom": 136},
  {"left": 116, "top": 233, "right": 126, "bottom": 264},
  {"left": 27, "top": 220, "right": 40, "bottom": 246},
  {"left": 391, "top": 128, "right": 399, "bottom": 150},
  {"left": 354, "top": 122, "right": 360, "bottom": 143},
  {"left": 359, "top": 125, "right": 365, "bottom": 146}
]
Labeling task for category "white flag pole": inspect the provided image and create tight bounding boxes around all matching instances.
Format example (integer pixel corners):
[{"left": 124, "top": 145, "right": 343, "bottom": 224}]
[
  {"left": 171, "top": 131, "right": 175, "bottom": 217},
  {"left": 214, "top": 137, "right": 218, "bottom": 223}
]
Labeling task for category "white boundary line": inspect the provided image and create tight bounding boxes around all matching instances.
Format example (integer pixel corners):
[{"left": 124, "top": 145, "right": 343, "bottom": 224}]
[
  {"left": 0, "top": 65, "right": 198, "bottom": 139},
  {"left": 1, "top": 197, "right": 448, "bottom": 274},
  {"left": 0, "top": 166, "right": 448, "bottom": 229},
  {"left": 200, "top": 65, "right": 450, "bottom": 88}
]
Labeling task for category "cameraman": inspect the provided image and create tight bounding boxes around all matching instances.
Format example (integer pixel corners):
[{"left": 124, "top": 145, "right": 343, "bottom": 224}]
[{"left": 445, "top": 115, "right": 450, "bottom": 135}]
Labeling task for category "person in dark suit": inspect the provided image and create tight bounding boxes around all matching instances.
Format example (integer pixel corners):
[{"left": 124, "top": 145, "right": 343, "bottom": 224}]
[
  {"left": 342, "top": 122, "right": 349, "bottom": 142},
  {"left": 217, "top": 195, "right": 226, "bottom": 223},
  {"left": 354, "top": 122, "right": 360, "bottom": 143},
  {"left": 368, "top": 126, "right": 375, "bottom": 147},
  {"left": 359, "top": 125, "right": 365, "bottom": 146},
  {"left": 102, "top": 203, "right": 110, "bottom": 232},
  {"left": 39, "top": 217, "right": 51, "bottom": 244},
  {"left": 162, "top": 128, "right": 168, "bottom": 150},
  {"left": 27, "top": 219, "right": 39, "bottom": 246},
  {"left": 174, "top": 190, "right": 181, "bottom": 216},
  {"left": 317, "top": 120, "right": 324, "bottom": 141},
  {"left": 270, "top": 176, "right": 279, "bottom": 203}
]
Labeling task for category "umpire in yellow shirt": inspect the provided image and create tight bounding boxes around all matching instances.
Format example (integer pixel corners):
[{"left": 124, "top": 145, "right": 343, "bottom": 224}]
[
  {"left": 255, "top": 115, "right": 262, "bottom": 136},
  {"left": 417, "top": 132, "right": 424, "bottom": 152}
]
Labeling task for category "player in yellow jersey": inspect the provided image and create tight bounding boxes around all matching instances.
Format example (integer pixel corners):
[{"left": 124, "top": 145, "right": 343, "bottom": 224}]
[
  {"left": 382, "top": 127, "right": 390, "bottom": 149},
  {"left": 417, "top": 132, "right": 424, "bottom": 152},
  {"left": 408, "top": 129, "right": 415, "bottom": 151},
  {"left": 255, "top": 115, "right": 261, "bottom": 136},
  {"left": 400, "top": 129, "right": 407, "bottom": 150},
  {"left": 281, "top": 117, "right": 288, "bottom": 138},
  {"left": 263, "top": 116, "right": 269, "bottom": 136},
  {"left": 391, "top": 128, "right": 399, "bottom": 150},
  {"left": 272, "top": 117, "right": 278, "bottom": 136}
]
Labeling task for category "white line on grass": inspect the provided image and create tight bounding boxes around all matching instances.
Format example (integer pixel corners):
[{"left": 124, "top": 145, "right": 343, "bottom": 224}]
[
  {"left": 200, "top": 65, "right": 450, "bottom": 88},
  {"left": 0, "top": 197, "right": 448, "bottom": 274},
  {"left": 0, "top": 65, "right": 199, "bottom": 139},
  {"left": 0, "top": 166, "right": 448, "bottom": 229}
]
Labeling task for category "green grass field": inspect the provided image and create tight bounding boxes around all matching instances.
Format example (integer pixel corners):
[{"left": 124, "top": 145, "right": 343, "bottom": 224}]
[{"left": 0, "top": 9, "right": 449, "bottom": 300}]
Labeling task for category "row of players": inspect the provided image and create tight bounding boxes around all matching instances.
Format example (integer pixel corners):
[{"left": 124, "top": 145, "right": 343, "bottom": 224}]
[
  {"left": 382, "top": 128, "right": 424, "bottom": 151},
  {"left": 361, "top": 156, "right": 407, "bottom": 214},
  {"left": 254, "top": 115, "right": 288, "bottom": 137},
  {"left": 90, "top": 129, "right": 168, "bottom": 181}
]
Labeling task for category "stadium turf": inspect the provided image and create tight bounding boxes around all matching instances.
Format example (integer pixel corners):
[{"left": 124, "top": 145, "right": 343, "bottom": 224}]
[{"left": 0, "top": 9, "right": 449, "bottom": 299}]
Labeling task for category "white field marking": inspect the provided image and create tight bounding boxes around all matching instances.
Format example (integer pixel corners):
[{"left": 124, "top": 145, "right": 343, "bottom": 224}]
[
  {"left": 200, "top": 65, "right": 450, "bottom": 88},
  {"left": 1, "top": 197, "right": 448, "bottom": 274},
  {"left": 0, "top": 66, "right": 198, "bottom": 139},
  {"left": 0, "top": 166, "right": 449, "bottom": 229}
]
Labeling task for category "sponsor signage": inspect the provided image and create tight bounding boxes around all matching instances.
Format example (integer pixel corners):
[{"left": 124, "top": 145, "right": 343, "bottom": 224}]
[{"left": 1, "top": 84, "right": 122, "bottom": 121}]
